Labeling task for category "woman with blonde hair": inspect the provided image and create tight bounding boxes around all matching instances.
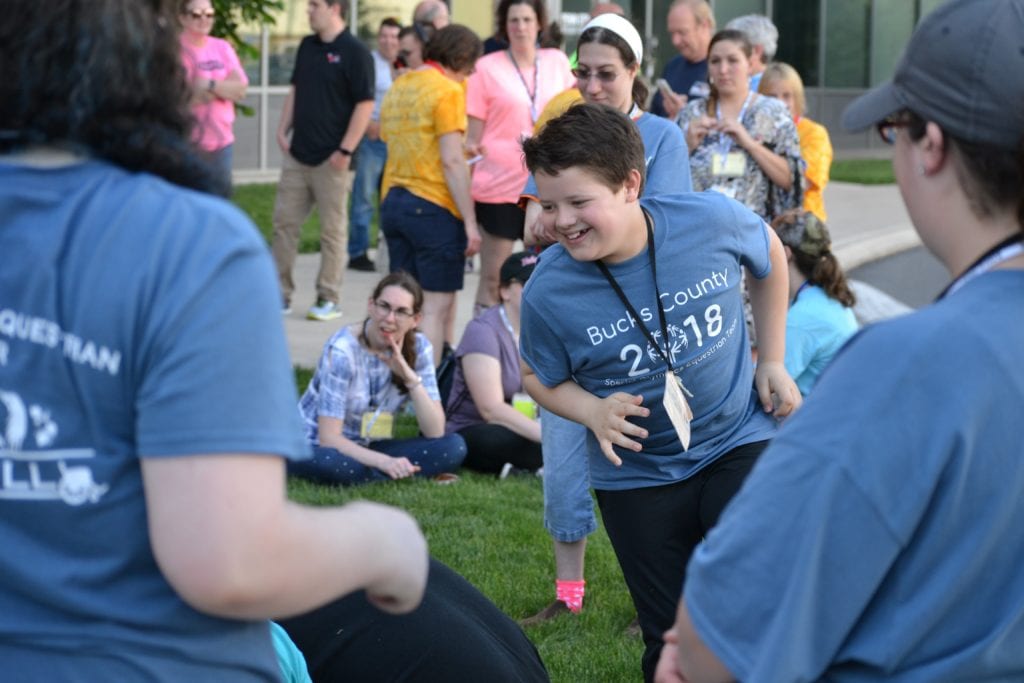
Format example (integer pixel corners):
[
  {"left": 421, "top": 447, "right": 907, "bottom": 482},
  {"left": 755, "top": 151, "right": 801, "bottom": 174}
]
[{"left": 759, "top": 61, "right": 833, "bottom": 221}]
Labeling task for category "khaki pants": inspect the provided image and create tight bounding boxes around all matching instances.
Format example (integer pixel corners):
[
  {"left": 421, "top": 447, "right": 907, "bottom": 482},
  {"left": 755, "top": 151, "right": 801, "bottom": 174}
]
[{"left": 271, "top": 152, "right": 351, "bottom": 305}]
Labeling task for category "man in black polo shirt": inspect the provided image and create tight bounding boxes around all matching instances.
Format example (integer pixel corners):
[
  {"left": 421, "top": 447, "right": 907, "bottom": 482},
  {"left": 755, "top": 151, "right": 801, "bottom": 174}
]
[{"left": 272, "top": 0, "right": 374, "bottom": 320}]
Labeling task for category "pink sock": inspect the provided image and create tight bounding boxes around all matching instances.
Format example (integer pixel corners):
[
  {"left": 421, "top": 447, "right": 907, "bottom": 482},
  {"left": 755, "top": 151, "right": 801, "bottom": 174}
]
[{"left": 555, "top": 579, "right": 586, "bottom": 614}]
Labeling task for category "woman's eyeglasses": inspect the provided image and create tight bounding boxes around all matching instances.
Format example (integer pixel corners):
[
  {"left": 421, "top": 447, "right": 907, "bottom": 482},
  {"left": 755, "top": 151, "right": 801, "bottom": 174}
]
[
  {"left": 572, "top": 68, "right": 618, "bottom": 84},
  {"left": 373, "top": 300, "right": 415, "bottom": 321},
  {"left": 187, "top": 9, "right": 215, "bottom": 19}
]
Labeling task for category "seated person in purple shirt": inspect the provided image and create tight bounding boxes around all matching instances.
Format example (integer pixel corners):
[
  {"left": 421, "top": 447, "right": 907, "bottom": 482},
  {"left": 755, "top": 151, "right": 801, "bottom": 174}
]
[{"left": 445, "top": 252, "right": 543, "bottom": 475}]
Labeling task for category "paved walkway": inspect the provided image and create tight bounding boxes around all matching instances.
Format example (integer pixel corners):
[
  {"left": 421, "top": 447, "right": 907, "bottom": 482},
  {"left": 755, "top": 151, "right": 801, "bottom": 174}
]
[{"left": 282, "top": 182, "right": 916, "bottom": 367}]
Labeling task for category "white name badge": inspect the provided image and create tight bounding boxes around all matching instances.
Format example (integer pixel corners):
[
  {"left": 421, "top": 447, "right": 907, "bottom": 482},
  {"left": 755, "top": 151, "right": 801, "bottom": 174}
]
[
  {"left": 663, "top": 373, "right": 693, "bottom": 451},
  {"left": 712, "top": 151, "right": 746, "bottom": 177},
  {"left": 360, "top": 410, "right": 394, "bottom": 441}
]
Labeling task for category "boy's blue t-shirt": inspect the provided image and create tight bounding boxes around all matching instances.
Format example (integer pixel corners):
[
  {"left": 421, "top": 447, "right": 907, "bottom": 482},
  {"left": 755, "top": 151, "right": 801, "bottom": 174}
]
[
  {"left": 522, "top": 112, "right": 693, "bottom": 199},
  {"left": 0, "top": 157, "right": 308, "bottom": 680},
  {"left": 685, "top": 272, "right": 1024, "bottom": 681},
  {"left": 519, "top": 193, "right": 776, "bottom": 489}
]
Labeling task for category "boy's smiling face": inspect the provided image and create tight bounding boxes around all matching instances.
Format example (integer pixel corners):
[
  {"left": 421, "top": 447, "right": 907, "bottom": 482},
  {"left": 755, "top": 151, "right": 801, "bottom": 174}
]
[{"left": 536, "top": 165, "right": 645, "bottom": 264}]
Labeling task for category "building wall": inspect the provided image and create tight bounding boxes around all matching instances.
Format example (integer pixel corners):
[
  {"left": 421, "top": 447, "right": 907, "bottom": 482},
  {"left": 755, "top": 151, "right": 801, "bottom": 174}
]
[{"left": 230, "top": 0, "right": 940, "bottom": 177}]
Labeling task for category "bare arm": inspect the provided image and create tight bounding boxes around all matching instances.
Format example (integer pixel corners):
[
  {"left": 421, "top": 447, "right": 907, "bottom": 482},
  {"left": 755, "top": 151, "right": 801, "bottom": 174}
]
[
  {"left": 317, "top": 415, "right": 423, "bottom": 480},
  {"left": 654, "top": 600, "right": 736, "bottom": 683},
  {"left": 720, "top": 117, "right": 794, "bottom": 189},
  {"left": 141, "top": 454, "right": 428, "bottom": 620},
  {"left": 747, "top": 227, "right": 801, "bottom": 416},
  {"left": 521, "top": 362, "right": 649, "bottom": 466},
  {"left": 276, "top": 86, "right": 295, "bottom": 152},
  {"left": 439, "top": 131, "right": 481, "bottom": 256},
  {"left": 211, "top": 70, "right": 248, "bottom": 103},
  {"left": 326, "top": 99, "right": 374, "bottom": 172},
  {"left": 522, "top": 198, "right": 557, "bottom": 248},
  {"left": 464, "top": 116, "right": 485, "bottom": 158},
  {"left": 463, "top": 353, "right": 540, "bottom": 442}
]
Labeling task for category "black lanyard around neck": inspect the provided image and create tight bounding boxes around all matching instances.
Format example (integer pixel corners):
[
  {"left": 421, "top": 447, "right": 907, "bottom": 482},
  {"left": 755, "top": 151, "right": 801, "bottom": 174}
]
[
  {"left": 935, "top": 232, "right": 1024, "bottom": 301},
  {"left": 595, "top": 211, "right": 673, "bottom": 371}
]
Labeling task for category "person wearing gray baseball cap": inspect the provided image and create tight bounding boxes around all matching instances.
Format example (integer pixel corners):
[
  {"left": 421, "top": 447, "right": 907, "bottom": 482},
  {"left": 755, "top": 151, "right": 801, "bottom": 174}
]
[{"left": 653, "top": 2, "right": 1024, "bottom": 681}]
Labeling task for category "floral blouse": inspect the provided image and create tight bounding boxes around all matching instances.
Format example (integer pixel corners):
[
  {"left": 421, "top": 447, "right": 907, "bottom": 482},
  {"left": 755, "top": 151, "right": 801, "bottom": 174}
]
[{"left": 680, "top": 94, "right": 803, "bottom": 221}]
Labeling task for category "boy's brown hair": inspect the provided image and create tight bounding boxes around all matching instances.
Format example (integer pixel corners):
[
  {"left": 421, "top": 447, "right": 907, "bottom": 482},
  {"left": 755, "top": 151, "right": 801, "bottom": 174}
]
[{"left": 522, "top": 103, "right": 646, "bottom": 196}]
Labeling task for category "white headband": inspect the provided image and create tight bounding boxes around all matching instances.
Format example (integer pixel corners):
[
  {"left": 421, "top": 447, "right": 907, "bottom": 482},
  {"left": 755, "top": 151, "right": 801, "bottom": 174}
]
[{"left": 581, "top": 14, "right": 643, "bottom": 65}]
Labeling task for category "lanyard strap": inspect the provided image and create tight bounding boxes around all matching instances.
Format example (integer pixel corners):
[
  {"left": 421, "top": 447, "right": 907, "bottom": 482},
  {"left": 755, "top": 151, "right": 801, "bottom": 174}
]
[
  {"left": 507, "top": 49, "right": 539, "bottom": 122},
  {"left": 715, "top": 91, "right": 754, "bottom": 155},
  {"left": 595, "top": 211, "right": 673, "bottom": 372},
  {"left": 497, "top": 303, "right": 517, "bottom": 340},
  {"left": 936, "top": 233, "right": 1024, "bottom": 300}
]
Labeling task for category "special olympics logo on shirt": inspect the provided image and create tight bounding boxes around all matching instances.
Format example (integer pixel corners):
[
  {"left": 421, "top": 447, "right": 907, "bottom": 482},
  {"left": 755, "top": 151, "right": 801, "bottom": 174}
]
[{"left": 326, "top": 53, "right": 341, "bottom": 64}]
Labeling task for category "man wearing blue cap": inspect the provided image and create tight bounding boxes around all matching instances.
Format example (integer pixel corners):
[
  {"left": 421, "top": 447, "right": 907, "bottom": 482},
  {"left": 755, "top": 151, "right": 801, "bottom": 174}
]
[{"left": 654, "top": 1, "right": 1024, "bottom": 681}]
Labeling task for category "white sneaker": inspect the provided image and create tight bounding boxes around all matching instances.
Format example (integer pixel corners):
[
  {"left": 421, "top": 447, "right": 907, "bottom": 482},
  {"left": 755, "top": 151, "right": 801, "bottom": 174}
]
[{"left": 307, "top": 299, "right": 342, "bottom": 321}]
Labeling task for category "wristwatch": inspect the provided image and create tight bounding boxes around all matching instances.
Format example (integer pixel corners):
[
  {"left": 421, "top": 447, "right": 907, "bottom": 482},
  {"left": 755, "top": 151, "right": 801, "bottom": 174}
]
[
  {"left": 337, "top": 146, "right": 353, "bottom": 156},
  {"left": 207, "top": 79, "right": 216, "bottom": 92}
]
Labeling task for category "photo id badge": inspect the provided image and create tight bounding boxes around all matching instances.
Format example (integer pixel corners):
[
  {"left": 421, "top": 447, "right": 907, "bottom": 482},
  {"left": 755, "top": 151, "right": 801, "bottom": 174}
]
[
  {"left": 663, "top": 373, "right": 693, "bottom": 451},
  {"left": 712, "top": 151, "right": 745, "bottom": 177},
  {"left": 360, "top": 410, "right": 394, "bottom": 441}
]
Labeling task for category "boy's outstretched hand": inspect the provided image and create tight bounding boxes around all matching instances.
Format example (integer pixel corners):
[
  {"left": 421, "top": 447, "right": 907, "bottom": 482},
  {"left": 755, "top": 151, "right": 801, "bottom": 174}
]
[
  {"left": 585, "top": 392, "right": 650, "bottom": 466},
  {"left": 754, "top": 361, "right": 801, "bottom": 417}
]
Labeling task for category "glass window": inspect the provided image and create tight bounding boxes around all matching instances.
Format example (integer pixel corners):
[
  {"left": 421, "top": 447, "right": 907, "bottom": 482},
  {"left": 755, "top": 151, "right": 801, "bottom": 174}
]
[
  {"left": 773, "top": 0, "right": 821, "bottom": 87},
  {"left": 715, "top": 0, "right": 766, "bottom": 26},
  {"left": 869, "top": 0, "right": 915, "bottom": 85},
  {"left": 824, "top": 0, "right": 869, "bottom": 87}
]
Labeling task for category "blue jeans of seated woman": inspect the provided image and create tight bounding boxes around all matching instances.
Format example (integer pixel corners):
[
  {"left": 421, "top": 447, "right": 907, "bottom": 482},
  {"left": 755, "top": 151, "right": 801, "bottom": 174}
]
[
  {"left": 289, "top": 433, "right": 467, "bottom": 486},
  {"left": 541, "top": 409, "right": 598, "bottom": 542}
]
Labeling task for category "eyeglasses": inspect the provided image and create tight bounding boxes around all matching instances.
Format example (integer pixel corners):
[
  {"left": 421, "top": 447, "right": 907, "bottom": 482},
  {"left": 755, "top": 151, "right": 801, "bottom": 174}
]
[
  {"left": 876, "top": 115, "right": 913, "bottom": 145},
  {"left": 372, "top": 299, "right": 415, "bottom": 321},
  {"left": 572, "top": 68, "right": 619, "bottom": 84},
  {"left": 187, "top": 9, "right": 215, "bottom": 19}
]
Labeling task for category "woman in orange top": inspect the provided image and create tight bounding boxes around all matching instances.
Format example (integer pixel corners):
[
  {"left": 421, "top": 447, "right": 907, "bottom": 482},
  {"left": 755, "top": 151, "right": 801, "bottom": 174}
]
[
  {"left": 379, "top": 25, "right": 483, "bottom": 366},
  {"left": 759, "top": 62, "right": 833, "bottom": 221}
]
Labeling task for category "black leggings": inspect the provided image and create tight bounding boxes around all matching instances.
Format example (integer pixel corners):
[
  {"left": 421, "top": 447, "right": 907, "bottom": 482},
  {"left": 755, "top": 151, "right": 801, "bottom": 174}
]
[
  {"left": 278, "top": 557, "right": 549, "bottom": 682},
  {"left": 457, "top": 423, "right": 543, "bottom": 474},
  {"left": 595, "top": 440, "right": 768, "bottom": 683}
]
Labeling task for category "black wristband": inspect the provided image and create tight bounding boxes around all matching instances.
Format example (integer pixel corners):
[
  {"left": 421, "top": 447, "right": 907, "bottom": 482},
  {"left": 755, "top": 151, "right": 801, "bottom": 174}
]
[{"left": 337, "top": 146, "right": 353, "bottom": 156}]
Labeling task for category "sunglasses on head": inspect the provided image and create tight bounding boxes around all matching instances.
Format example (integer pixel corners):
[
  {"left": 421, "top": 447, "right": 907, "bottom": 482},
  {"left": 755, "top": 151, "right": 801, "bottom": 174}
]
[{"left": 187, "top": 9, "right": 215, "bottom": 19}]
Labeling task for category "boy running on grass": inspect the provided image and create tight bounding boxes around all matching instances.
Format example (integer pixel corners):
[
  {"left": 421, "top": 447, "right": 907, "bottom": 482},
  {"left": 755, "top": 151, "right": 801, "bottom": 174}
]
[{"left": 518, "top": 103, "right": 800, "bottom": 682}]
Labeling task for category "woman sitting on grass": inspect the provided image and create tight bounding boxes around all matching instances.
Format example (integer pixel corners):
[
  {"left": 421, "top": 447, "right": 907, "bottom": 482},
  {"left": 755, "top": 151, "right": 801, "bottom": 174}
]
[
  {"left": 290, "top": 272, "right": 467, "bottom": 485},
  {"left": 772, "top": 210, "right": 858, "bottom": 396},
  {"left": 445, "top": 251, "right": 543, "bottom": 476}
]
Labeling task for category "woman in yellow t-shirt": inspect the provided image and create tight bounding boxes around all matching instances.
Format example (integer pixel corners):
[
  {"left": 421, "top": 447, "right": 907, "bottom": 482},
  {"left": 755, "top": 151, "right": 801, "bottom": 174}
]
[
  {"left": 379, "top": 25, "right": 483, "bottom": 366},
  {"left": 759, "top": 62, "right": 833, "bottom": 221}
]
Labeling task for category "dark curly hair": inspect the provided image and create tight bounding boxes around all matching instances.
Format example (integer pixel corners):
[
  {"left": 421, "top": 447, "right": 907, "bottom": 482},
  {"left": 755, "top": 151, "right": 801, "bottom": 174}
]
[{"left": 0, "top": 0, "right": 226, "bottom": 195}]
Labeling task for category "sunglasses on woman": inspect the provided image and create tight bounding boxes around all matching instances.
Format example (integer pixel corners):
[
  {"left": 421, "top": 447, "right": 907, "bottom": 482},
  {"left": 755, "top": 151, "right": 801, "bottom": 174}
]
[
  {"left": 187, "top": 9, "right": 215, "bottom": 19},
  {"left": 571, "top": 68, "right": 619, "bottom": 84}
]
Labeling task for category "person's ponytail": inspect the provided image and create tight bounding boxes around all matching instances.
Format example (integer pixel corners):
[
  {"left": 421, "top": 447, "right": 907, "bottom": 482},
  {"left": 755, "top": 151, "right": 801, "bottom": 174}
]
[{"left": 807, "top": 251, "right": 856, "bottom": 308}]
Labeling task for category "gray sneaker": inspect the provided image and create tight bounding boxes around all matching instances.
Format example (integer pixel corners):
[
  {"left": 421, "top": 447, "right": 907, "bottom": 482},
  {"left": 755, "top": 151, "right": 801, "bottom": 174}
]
[{"left": 307, "top": 299, "right": 342, "bottom": 321}]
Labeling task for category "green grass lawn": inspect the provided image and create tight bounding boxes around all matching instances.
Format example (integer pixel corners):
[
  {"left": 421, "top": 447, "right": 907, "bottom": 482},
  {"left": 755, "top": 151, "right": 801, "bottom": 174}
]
[
  {"left": 232, "top": 183, "right": 378, "bottom": 253},
  {"left": 830, "top": 158, "right": 895, "bottom": 184},
  {"left": 232, "top": 160, "right": 893, "bottom": 253},
  {"left": 289, "top": 368, "right": 643, "bottom": 682}
]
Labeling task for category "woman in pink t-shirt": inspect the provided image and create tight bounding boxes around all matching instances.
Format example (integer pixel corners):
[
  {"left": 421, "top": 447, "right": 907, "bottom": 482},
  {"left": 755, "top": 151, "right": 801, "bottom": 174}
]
[
  {"left": 464, "top": 0, "right": 574, "bottom": 314},
  {"left": 179, "top": 0, "right": 248, "bottom": 188}
]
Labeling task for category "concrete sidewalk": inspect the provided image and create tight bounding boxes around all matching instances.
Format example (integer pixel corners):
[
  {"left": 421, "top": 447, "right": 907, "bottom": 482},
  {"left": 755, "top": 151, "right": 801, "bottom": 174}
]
[{"left": 282, "top": 181, "right": 917, "bottom": 368}]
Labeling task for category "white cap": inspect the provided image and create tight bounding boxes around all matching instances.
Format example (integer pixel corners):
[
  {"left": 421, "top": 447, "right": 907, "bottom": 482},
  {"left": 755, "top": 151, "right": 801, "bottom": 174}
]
[{"left": 581, "top": 13, "right": 643, "bottom": 65}]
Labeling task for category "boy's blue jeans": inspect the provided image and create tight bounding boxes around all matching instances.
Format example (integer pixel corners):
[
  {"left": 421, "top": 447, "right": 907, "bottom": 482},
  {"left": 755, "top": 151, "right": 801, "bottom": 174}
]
[
  {"left": 541, "top": 409, "right": 598, "bottom": 542},
  {"left": 348, "top": 137, "right": 387, "bottom": 258}
]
